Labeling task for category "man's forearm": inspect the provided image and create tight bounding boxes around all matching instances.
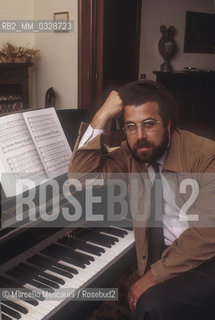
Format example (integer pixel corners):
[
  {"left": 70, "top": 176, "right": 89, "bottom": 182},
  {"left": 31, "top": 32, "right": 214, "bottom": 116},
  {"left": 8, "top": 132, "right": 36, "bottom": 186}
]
[{"left": 91, "top": 90, "right": 124, "bottom": 129}]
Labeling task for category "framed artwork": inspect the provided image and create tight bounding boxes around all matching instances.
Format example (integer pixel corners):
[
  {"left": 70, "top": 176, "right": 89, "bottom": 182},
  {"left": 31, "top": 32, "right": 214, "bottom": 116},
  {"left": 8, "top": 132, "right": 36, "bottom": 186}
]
[
  {"left": 53, "top": 11, "right": 70, "bottom": 32},
  {"left": 184, "top": 11, "right": 215, "bottom": 54}
]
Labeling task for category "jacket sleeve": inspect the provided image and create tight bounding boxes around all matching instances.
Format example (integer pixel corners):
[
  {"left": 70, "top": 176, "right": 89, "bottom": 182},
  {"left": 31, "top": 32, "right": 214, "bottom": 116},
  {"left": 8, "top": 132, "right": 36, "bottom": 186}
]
[
  {"left": 151, "top": 227, "right": 215, "bottom": 282},
  {"left": 151, "top": 157, "right": 215, "bottom": 282},
  {"left": 68, "top": 122, "right": 128, "bottom": 178}
]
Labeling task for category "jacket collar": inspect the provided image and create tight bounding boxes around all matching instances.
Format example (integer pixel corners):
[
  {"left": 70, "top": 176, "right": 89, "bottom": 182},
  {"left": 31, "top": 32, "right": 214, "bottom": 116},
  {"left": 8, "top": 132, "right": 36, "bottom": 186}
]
[{"left": 162, "top": 128, "right": 183, "bottom": 172}]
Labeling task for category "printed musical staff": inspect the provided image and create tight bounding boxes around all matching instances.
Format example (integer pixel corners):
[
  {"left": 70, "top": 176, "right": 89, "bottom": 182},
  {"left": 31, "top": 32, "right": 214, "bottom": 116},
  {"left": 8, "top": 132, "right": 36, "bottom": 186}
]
[
  {"left": 26, "top": 114, "right": 60, "bottom": 142},
  {"left": 0, "top": 108, "right": 72, "bottom": 197},
  {"left": 39, "top": 142, "right": 70, "bottom": 174},
  {"left": 7, "top": 150, "right": 46, "bottom": 176},
  {"left": 0, "top": 118, "right": 32, "bottom": 153}
]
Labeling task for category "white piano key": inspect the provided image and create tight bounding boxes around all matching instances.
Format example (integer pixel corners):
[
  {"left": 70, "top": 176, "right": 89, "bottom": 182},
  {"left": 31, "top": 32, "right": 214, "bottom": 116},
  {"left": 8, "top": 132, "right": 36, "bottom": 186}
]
[
  {"left": 43, "top": 270, "right": 83, "bottom": 289},
  {"left": 14, "top": 291, "right": 57, "bottom": 320},
  {"left": 20, "top": 285, "right": 55, "bottom": 314},
  {"left": 2, "top": 229, "right": 135, "bottom": 320},
  {"left": 9, "top": 299, "right": 46, "bottom": 320},
  {"left": 56, "top": 231, "right": 135, "bottom": 288},
  {"left": 45, "top": 232, "right": 133, "bottom": 291}
]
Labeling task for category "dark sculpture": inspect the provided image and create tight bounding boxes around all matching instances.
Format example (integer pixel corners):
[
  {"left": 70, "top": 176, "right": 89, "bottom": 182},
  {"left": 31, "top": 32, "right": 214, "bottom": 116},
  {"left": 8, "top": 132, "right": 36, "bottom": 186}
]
[{"left": 158, "top": 25, "right": 177, "bottom": 72}]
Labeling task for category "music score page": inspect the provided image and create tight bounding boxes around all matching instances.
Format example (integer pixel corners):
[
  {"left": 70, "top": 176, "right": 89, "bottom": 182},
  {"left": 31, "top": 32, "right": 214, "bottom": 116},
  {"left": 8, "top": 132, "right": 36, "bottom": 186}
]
[{"left": 0, "top": 108, "right": 72, "bottom": 196}]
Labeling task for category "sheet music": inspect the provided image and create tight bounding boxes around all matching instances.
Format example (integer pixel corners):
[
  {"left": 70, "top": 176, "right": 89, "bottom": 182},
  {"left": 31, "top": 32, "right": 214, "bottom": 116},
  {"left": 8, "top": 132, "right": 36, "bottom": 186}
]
[
  {"left": 0, "top": 113, "right": 48, "bottom": 196},
  {"left": 23, "top": 108, "right": 72, "bottom": 178},
  {"left": 0, "top": 113, "right": 47, "bottom": 178}
]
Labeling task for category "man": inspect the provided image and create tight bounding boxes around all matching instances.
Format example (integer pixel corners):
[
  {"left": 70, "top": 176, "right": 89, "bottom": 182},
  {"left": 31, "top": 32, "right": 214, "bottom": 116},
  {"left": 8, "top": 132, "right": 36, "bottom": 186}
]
[{"left": 69, "top": 80, "right": 215, "bottom": 320}]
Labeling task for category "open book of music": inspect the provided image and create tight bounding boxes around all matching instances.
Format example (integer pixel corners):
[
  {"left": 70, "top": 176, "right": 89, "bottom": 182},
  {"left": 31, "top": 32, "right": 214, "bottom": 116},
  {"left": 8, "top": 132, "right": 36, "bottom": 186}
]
[{"left": 0, "top": 108, "right": 72, "bottom": 197}]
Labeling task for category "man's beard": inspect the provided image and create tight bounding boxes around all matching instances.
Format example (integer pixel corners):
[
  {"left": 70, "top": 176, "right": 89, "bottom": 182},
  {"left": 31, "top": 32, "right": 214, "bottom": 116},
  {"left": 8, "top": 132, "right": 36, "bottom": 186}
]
[{"left": 130, "top": 127, "right": 169, "bottom": 163}]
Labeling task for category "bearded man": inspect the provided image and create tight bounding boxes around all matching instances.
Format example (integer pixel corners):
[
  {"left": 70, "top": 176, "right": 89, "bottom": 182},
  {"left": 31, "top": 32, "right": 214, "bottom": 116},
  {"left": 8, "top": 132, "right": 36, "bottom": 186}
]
[{"left": 69, "top": 80, "right": 215, "bottom": 320}]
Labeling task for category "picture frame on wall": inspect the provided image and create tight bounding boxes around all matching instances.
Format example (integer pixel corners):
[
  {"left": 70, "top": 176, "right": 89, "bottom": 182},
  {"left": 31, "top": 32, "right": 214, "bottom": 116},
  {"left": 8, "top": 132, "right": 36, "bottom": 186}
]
[
  {"left": 184, "top": 11, "right": 215, "bottom": 54},
  {"left": 53, "top": 11, "right": 70, "bottom": 32}
]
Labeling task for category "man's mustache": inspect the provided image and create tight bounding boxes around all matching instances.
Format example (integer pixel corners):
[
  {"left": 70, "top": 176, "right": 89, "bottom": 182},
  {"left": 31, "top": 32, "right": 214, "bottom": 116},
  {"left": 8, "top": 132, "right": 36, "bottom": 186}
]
[{"left": 133, "top": 139, "right": 153, "bottom": 149}]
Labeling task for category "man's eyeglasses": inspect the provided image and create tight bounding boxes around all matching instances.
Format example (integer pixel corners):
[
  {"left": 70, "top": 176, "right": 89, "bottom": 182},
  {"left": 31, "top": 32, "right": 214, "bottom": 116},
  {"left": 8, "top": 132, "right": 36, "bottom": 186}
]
[{"left": 123, "top": 119, "right": 161, "bottom": 135}]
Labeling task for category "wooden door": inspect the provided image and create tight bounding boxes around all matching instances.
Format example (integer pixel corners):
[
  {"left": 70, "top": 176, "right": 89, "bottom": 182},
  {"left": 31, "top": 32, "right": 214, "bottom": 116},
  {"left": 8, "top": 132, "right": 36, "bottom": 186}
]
[{"left": 78, "top": 0, "right": 142, "bottom": 114}]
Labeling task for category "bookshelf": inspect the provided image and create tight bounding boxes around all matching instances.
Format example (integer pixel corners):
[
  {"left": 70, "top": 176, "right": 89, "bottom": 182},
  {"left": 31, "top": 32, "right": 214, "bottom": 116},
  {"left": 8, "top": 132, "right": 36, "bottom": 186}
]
[{"left": 0, "top": 63, "right": 32, "bottom": 114}]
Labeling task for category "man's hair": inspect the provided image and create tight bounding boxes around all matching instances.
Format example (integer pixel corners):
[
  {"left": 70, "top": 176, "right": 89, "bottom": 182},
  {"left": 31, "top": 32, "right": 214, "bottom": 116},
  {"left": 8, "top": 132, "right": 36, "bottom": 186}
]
[{"left": 118, "top": 80, "right": 178, "bottom": 132}]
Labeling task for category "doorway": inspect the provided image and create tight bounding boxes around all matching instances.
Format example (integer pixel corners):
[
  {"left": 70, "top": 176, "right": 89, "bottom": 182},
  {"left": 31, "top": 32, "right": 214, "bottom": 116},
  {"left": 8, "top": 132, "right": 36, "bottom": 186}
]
[{"left": 78, "top": 0, "right": 142, "bottom": 114}]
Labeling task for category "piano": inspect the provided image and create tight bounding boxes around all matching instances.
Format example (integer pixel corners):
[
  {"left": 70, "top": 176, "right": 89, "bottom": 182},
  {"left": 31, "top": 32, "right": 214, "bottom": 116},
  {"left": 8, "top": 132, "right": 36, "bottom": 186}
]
[{"left": 0, "top": 109, "right": 136, "bottom": 320}]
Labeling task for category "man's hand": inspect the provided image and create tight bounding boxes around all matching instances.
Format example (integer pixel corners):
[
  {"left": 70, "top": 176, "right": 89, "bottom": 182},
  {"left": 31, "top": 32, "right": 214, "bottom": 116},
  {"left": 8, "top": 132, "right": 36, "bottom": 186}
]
[
  {"left": 91, "top": 91, "right": 124, "bottom": 130},
  {"left": 127, "top": 269, "right": 158, "bottom": 312}
]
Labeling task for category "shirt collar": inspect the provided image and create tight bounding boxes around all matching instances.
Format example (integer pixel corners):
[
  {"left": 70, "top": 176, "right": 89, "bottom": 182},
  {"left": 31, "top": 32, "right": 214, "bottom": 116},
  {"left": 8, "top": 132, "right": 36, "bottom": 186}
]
[{"left": 146, "top": 150, "right": 167, "bottom": 171}]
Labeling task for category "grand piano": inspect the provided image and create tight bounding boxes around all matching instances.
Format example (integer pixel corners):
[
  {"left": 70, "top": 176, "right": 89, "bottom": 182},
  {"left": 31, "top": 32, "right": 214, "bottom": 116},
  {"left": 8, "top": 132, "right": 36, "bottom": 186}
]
[{"left": 0, "top": 109, "right": 136, "bottom": 320}]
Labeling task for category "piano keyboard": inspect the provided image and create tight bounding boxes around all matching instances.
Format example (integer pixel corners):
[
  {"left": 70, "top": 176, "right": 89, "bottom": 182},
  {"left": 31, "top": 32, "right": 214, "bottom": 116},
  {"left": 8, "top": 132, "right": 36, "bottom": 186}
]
[{"left": 0, "top": 227, "right": 135, "bottom": 320}]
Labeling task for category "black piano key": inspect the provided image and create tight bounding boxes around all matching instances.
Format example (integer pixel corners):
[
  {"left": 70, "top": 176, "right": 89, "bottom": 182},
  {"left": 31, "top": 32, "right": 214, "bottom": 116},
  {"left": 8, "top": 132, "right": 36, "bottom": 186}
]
[
  {"left": 18, "top": 263, "right": 65, "bottom": 285},
  {"left": 59, "top": 244, "right": 95, "bottom": 262},
  {"left": 28, "top": 254, "right": 78, "bottom": 275},
  {"left": 57, "top": 255, "right": 86, "bottom": 269},
  {"left": 2, "top": 313, "right": 12, "bottom": 320},
  {"left": 48, "top": 266, "right": 74, "bottom": 278},
  {"left": 1, "top": 304, "right": 21, "bottom": 319},
  {"left": 13, "top": 265, "right": 60, "bottom": 289},
  {"left": 19, "top": 298, "right": 38, "bottom": 307},
  {"left": 94, "top": 227, "right": 128, "bottom": 238},
  {"left": 3, "top": 300, "right": 28, "bottom": 315},
  {"left": 0, "top": 277, "right": 39, "bottom": 306},
  {"left": 1, "top": 295, "right": 37, "bottom": 307},
  {"left": 121, "top": 226, "right": 133, "bottom": 231},
  {"left": 42, "top": 243, "right": 94, "bottom": 263},
  {"left": 58, "top": 237, "right": 105, "bottom": 256},
  {"left": 89, "top": 229, "right": 119, "bottom": 242},
  {"left": 28, "top": 255, "right": 76, "bottom": 277},
  {"left": 54, "top": 262, "right": 78, "bottom": 274},
  {"left": 40, "top": 250, "right": 85, "bottom": 269},
  {"left": 77, "top": 229, "right": 118, "bottom": 248},
  {"left": 34, "top": 275, "right": 60, "bottom": 289},
  {"left": 6, "top": 270, "right": 54, "bottom": 293},
  {"left": 41, "top": 246, "right": 87, "bottom": 268}
]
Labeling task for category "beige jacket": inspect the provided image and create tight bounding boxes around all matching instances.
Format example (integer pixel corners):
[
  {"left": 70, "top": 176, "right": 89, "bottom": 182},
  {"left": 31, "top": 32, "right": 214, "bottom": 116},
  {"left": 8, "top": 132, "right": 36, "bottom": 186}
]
[{"left": 69, "top": 123, "right": 215, "bottom": 282}]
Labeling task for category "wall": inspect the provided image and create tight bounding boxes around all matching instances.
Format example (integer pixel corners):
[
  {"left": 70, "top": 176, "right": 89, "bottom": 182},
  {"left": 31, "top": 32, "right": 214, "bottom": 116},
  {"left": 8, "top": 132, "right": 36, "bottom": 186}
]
[
  {"left": 0, "top": 0, "right": 34, "bottom": 46},
  {"left": 139, "top": 0, "right": 215, "bottom": 79},
  {"left": 0, "top": 0, "right": 78, "bottom": 110},
  {"left": 34, "top": 0, "right": 78, "bottom": 109}
]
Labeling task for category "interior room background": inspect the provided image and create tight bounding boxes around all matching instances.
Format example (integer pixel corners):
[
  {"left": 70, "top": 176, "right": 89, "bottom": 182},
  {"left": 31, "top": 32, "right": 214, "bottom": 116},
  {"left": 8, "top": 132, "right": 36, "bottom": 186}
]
[{"left": 0, "top": 0, "right": 215, "bottom": 110}]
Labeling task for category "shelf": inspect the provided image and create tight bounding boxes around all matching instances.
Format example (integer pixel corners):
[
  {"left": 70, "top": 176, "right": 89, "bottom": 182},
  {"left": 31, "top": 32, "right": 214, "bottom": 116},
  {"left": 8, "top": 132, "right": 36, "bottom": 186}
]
[
  {"left": 0, "top": 63, "right": 32, "bottom": 113},
  {"left": 0, "top": 102, "right": 23, "bottom": 114}
]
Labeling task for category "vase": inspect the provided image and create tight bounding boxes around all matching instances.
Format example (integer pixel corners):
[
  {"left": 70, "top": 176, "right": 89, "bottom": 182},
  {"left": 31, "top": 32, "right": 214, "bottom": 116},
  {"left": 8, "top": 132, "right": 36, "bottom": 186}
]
[{"left": 158, "top": 25, "right": 177, "bottom": 72}]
